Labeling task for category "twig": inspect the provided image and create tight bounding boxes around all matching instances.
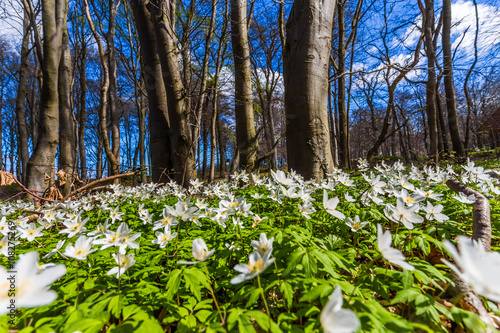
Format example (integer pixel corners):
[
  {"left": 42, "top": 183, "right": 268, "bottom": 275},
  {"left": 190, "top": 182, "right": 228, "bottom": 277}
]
[{"left": 10, "top": 175, "right": 58, "bottom": 203}]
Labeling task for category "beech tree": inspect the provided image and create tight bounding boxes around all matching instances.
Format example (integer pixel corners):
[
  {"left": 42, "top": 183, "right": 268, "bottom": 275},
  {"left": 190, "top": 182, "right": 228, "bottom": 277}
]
[
  {"left": 26, "top": 0, "right": 69, "bottom": 194},
  {"left": 284, "top": 0, "right": 336, "bottom": 179},
  {"left": 230, "top": 0, "right": 258, "bottom": 171}
]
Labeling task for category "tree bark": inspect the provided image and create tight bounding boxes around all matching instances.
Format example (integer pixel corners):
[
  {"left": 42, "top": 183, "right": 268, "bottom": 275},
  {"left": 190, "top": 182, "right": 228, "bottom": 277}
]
[
  {"left": 58, "top": 21, "right": 75, "bottom": 196},
  {"left": 130, "top": 0, "right": 172, "bottom": 183},
  {"left": 84, "top": 0, "right": 120, "bottom": 179},
  {"left": 230, "top": 0, "right": 258, "bottom": 171},
  {"left": 421, "top": 0, "right": 438, "bottom": 163},
  {"left": 442, "top": 0, "right": 466, "bottom": 161},
  {"left": 107, "top": 0, "right": 121, "bottom": 176},
  {"left": 78, "top": 38, "right": 87, "bottom": 180},
  {"left": 284, "top": 0, "right": 336, "bottom": 180},
  {"left": 26, "top": 0, "right": 68, "bottom": 194},
  {"left": 150, "top": 0, "right": 197, "bottom": 187},
  {"left": 15, "top": 7, "right": 31, "bottom": 183},
  {"left": 337, "top": 0, "right": 350, "bottom": 169}
]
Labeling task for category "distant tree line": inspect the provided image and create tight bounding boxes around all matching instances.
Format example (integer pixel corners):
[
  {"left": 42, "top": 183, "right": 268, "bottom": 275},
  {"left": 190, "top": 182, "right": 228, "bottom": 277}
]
[{"left": 0, "top": 0, "right": 499, "bottom": 195}]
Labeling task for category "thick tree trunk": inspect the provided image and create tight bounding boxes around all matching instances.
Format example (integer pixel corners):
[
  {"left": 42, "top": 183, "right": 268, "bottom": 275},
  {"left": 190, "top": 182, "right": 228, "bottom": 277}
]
[
  {"left": 26, "top": 0, "right": 68, "bottom": 194},
  {"left": 284, "top": 0, "right": 335, "bottom": 180},
  {"left": 442, "top": 0, "right": 465, "bottom": 160},
  {"left": 422, "top": 0, "right": 438, "bottom": 163},
  {"left": 151, "top": 0, "right": 196, "bottom": 187},
  {"left": 15, "top": 8, "right": 31, "bottom": 183},
  {"left": 58, "top": 24, "right": 75, "bottom": 196},
  {"left": 130, "top": 0, "right": 172, "bottom": 183},
  {"left": 230, "top": 0, "right": 258, "bottom": 171}
]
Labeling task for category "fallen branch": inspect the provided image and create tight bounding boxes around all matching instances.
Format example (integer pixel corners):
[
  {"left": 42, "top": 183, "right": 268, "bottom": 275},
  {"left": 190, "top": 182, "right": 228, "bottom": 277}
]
[
  {"left": 62, "top": 171, "right": 140, "bottom": 201},
  {"left": 10, "top": 175, "right": 58, "bottom": 203}
]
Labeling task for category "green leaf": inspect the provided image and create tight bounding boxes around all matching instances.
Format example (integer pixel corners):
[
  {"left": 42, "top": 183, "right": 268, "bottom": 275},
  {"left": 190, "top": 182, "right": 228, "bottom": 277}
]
[
  {"left": 246, "top": 310, "right": 283, "bottom": 333},
  {"left": 165, "top": 269, "right": 183, "bottom": 299}
]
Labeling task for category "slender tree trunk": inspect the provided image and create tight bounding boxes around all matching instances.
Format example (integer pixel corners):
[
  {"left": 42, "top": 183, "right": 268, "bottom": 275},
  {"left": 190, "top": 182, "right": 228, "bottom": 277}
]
[
  {"left": 464, "top": 0, "right": 479, "bottom": 150},
  {"left": 58, "top": 23, "right": 75, "bottom": 195},
  {"left": 15, "top": 7, "right": 31, "bottom": 183},
  {"left": 284, "top": 0, "right": 336, "bottom": 179},
  {"left": 78, "top": 41, "right": 87, "bottom": 180},
  {"left": 442, "top": 0, "right": 465, "bottom": 160},
  {"left": 192, "top": 0, "right": 217, "bottom": 162},
  {"left": 26, "top": 0, "right": 68, "bottom": 194},
  {"left": 422, "top": 0, "right": 438, "bottom": 163},
  {"left": 130, "top": 0, "right": 172, "bottom": 183},
  {"left": 337, "top": 0, "right": 350, "bottom": 168},
  {"left": 84, "top": 0, "right": 119, "bottom": 179},
  {"left": 107, "top": 0, "right": 121, "bottom": 176},
  {"left": 210, "top": 0, "right": 229, "bottom": 182},
  {"left": 230, "top": 0, "right": 258, "bottom": 171}
]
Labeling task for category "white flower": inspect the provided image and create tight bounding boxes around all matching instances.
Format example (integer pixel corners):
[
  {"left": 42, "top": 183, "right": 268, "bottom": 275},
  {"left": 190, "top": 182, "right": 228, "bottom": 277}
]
[
  {"left": 42, "top": 239, "right": 66, "bottom": 259},
  {"left": 323, "top": 190, "right": 346, "bottom": 220},
  {"left": 298, "top": 202, "right": 316, "bottom": 219},
  {"left": 251, "top": 233, "right": 274, "bottom": 256},
  {"left": 230, "top": 250, "right": 275, "bottom": 284},
  {"left": 64, "top": 235, "right": 97, "bottom": 260},
  {"left": 453, "top": 192, "right": 476, "bottom": 204},
  {"left": 0, "top": 236, "right": 19, "bottom": 257},
  {"left": 87, "top": 220, "right": 109, "bottom": 237},
  {"left": 442, "top": 236, "right": 500, "bottom": 303},
  {"left": 107, "top": 249, "right": 136, "bottom": 279},
  {"left": 152, "top": 227, "right": 177, "bottom": 248},
  {"left": 93, "top": 222, "right": 130, "bottom": 250},
  {"left": 377, "top": 224, "right": 414, "bottom": 271},
  {"left": 109, "top": 207, "right": 124, "bottom": 224},
  {"left": 385, "top": 199, "right": 424, "bottom": 230},
  {"left": 59, "top": 215, "right": 88, "bottom": 238},
  {"left": 225, "top": 242, "right": 241, "bottom": 251},
  {"left": 165, "top": 201, "right": 198, "bottom": 221},
  {"left": 271, "top": 170, "right": 296, "bottom": 187},
  {"left": 232, "top": 217, "right": 244, "bottom": 230},
  {"left": 345, "top": 216, "right": 368, "bottom": 232},
  {"left": 421, "top": 202, "right": 449, "bottom": 222},
  {"left": 344, "top": 192, "right": 356, "bottom": 203},
  {"left": 18, "top": 223, "right": 44, "bottom": 242},
  {"left": 178, "top": 238, "right": 215, "bottom": 265},
  {"left": 320, "top": 286, "right": 360, "bottom": 333},
  {"left": 0, "top": 251, "right": 66, "bottom": 314},
  {"left": 394, "top": 189, "right": 425, "bottom": 206}
]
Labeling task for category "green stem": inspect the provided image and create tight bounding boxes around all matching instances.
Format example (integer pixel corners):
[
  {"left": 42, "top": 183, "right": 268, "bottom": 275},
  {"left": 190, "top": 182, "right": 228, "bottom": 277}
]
[
  {"left": 203, "top": 263, "right": 226, "bottom": 331},
  {"left": 75, "top": 261, "right": 80, "bottom": 307},
  {"left": 257, "top": 275, "right": 272, "bottom": 332}
]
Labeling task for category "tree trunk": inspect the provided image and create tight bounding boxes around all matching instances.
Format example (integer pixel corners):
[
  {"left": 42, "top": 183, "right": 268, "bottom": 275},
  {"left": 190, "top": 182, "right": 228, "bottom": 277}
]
[
  {"left": 78, "top": 41, "right": 87, "bottom": 180},
  {"left": 230, "top": 0, "right": 258, "bottom": 171},
  {"left": 58, "top": 23, "right": 75, "bottom": 196},
  {"left": 107, "top": 0, "right": 121, "bottom": 176},
  {"left": 84, "top": 0, "right": 119, "bottom": 179},
  {"left": 422, "top": 0, "right": 438, "bottom": 163},
  {"left": 337, "top": 0, "right": 350, "bottom": 168},
  {"left": 150, "top": 0, "right": 196, "bottom": 187},
  {"left": 442, "top": 0, "right": 465, "bottom": 160},
  {"left": 284, "top": 0, "right": 335, "bottom": 180},
  {"left": 192, "top": 0, "right": 217, "bottom": 164},
  {"left": 130, "top": 0, "right": 172, "bottom": 183},
  {"left": 26, "top": 0, "right": 68, "bottom": 194},
  {"left": 15, "top": 7, "right": 31, "bottom": 183}
]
